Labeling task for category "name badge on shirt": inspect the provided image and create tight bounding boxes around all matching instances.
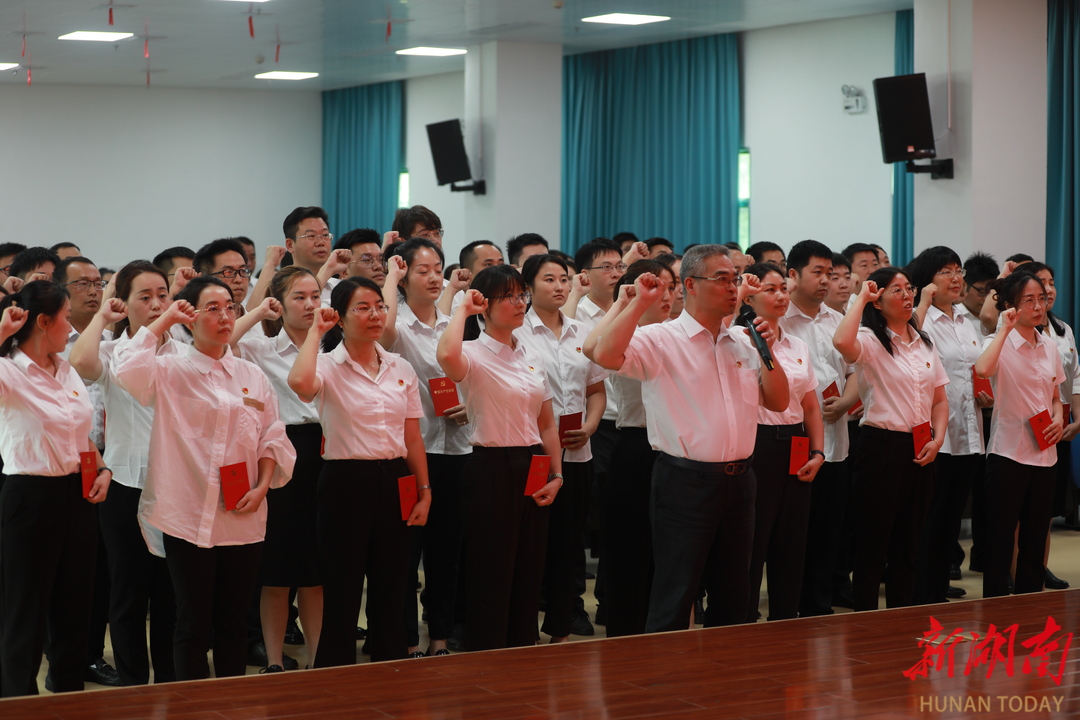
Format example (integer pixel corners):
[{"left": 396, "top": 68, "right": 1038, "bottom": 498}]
[{"left": 243, "top": 397, "right": 265, "bottom": 411}]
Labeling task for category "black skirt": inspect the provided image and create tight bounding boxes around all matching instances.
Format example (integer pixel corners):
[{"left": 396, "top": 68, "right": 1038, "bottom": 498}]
[{"left": 258, "top": 423, "right": 323, "bottom": 588}]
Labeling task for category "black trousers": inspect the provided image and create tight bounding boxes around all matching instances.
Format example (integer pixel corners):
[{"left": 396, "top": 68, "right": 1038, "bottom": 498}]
[
  {"left": 968, "top": 411, "right": 992, "bottom": 570},
  {"left": 851, "top": 427, "right": 935, "bottom": 611},
  {"left": 747, "top": 424, "right": 812, "bottom": 622},
  {"left": 589, "top": 419, "right": 620, "bottom": 611},
  {"left": 983, "top": 454, "right": 1055, "bottom": 598},
  {"left": 162, "top": 534, "right": 262, "bottom": 681},
  {"left": 798, "top": 460, "right": 848, "bottom": 616},
  {"left": 315, "top": 458, "right": 412, "bottom": 666},
  {"left": 603, "top": 427, "right": 656, "bottom": 637},
  {"left": 463, "top": 446, "right": 550, "bottom": 651},
  {"left": 0, "top": 474, "right": 97, "bottom": 697},
  {"left": 541, "top": 460, "right": 593, "bottom": 637},
  {"left": 404, "top": 452, "right": 468, "bottom": 645},
  {"left": 914, "top": 453, "right": 980, "bottom": 604},
  {"left": 98, "top": 482, "right": 176, "bottom": 685},
  {"left": 648, "top": 453, "right": 755, "bottom": 632}
]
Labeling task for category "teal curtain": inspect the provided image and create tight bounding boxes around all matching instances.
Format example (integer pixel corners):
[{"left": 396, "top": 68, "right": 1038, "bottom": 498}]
[
  {"left": 891, "top": 9, "right": 915, "bottom": 267},
  {"left": 1048, "top": 0, "right": 1080, "bottom": 326},
  {"left": 562, "top": 34, "right": 740, "bottom": 253},
  {"left": 322, "top": 81, "right": 403, "bottom": 234}
]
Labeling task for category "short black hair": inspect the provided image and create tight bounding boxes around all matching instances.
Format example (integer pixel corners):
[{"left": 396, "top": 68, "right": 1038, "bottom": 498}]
[
  {"left": 506, "top": 233, "right": 549, "bottom": 266},
  {"left": 746, "top": 241, "right": 784, "bottom": 264},
  {"left": 612, "top": 232, "right": 639, "bottom": 247},
  {"left": 193, "top": 238, "right": 247, "bottom": 275},
  {"left": 153, "top": 246, "right": 195, "bottom": 274},
  {"left": 831, "top": 252, "right": 851, "bottom": 272},
  {"left": 49, "top": 242, "right": 81, "bottom": 254},
  {"left": 906, "top": 246, "right": 963, "bottom": 306},
  {"left": 842, "top": 242, "right": 878, "bottom": 262},
  {"left": 392, "top": 205, "right": 442, "bottom": 236},
  {"left": 460, "top": 240, "right": 500, "bottom": 270},
  {"left": 574, "top": 238, "right": 621, "bottom": 274},
  {"left": 334, "top": 228, "right": 381, "bottom": 252},
  {"left": 283, "top": 206, "right": 329, "bottom": 239},
  {"left": 1005, "top": 253, "right": 1034, "bottom": 264},
  {"left": 0, "top": 243, "right": 26, "bottom": 259},
  {"left": 787, "top": 240, "right": 834, "bottom": 274},
  {"left": 963, "top": 251, "right": 999, "bottom": 285},
  {"left": 548, "top": 249, "right": 577, "bottom": 273},
  {"left": 645, "top": 237, "right": 675, "bottom": 252},
  {"left": 54, "top": 256, "right": 97, "bottom": 283},
  {"left": 10, "top": 247, "right": 61, "bottom": 281},
  {"left": 235, "top": 236, "right": 255, "bottom": 249}
]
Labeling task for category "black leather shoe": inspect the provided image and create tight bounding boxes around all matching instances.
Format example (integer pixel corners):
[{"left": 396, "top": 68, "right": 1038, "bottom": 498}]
[
  {"left": 594, "top": 604, "right": 607, "bottom": 626},
  {"left": 355, "top": 626, "right": 367, "bottom": 640},
  {"left": 259, "top": 664, "right": 284, "bottom": 674},
  {"left": 1046, "top": 568, "right": 1070, "bottom": 590},
  {"left": 85, "top": 658, "right": 121, "bottom": 686},
  {"left": 570, "top": 607, "right": 595, "bottom": 636},
  {"left": 945, "top": 586, "right": 966, "bottom": 599},
  {"left": 949, "top": 563, "right": 962, "bottom": 581},
  {"left": 247, "top": 641, "right": 299, "bottom": 670},
  {"left": 693, "top": 599, "right": 706, "bottom": 625},
  {"left": 44, "top": 674, "right": 56, "bottom": 693},
  {"left": 408, "top": 651, "right": 425, "bottom": 658},
  {"left": 284, "top": 620, "right": 304, "bottom": 645},
  {"left": 427, "top": 648, "right": 450, "bottom": 656}
]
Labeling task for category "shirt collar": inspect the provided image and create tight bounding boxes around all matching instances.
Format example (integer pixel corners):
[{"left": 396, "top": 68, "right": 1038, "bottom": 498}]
[
  {"left": 525, "top": 309, "right": 581, "bottom": 338},
  {"left": 477, "top": 329, "right": 522, "bottom": 358},
  {"left": 273, "top": 331, "right": 298, "bottom": 355},
  {"left": 329, "top": 341, "right": 396, "bottom": 375},
  {"left": 927, "top": 304, "right": 965, "bottom": 325},
  {"left": 1007, "top": 328, "right": 1049, "bottom": 351},
  {"left": 783, "top": 300, "right": 829, "bottom": 323},
  {"left": 398, "top": 300, "right": 449, "bottom": 331},
  {"left": 577, "top": 295, "right": 606, "bottom": 319},
  {"left": 885, "top": 325, "right": 924, "bottom": 348},
  {"left": 10, "top": 346, "right": 69, "bottom": 378},
  {"left": 672, "top": 310, "right": 737, "bottom": 343},
  {"left": 180, "top": 341, "right": 237, "bottom": 376}
]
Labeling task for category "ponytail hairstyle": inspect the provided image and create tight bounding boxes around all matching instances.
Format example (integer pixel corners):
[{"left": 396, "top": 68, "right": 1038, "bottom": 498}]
[
  {"left": 1015, "top": 262, "right": 1065, "bottom": 337},
  {"left": 262, "top": 266, "right": 319, "bottom": 337},
  {"left": 860, "top": 267, "right": 933, "bottom": 356},
  {"left": 0, "top": 280, "right": 70, "bottom": 357},
  {"left": 112, "top": 260, "right": 169, "bottom": 339},
  {"left": 613, "top": 259, "right": 673, "bottom": 304},
  {"left": 464, "top": 265, "right": 526, "bottom": 342},
  {"left": 321, "top": 276, "right": 382, "bottom": 352},
  {"left": 992, "top": 269, "right": 1047, "bottom": 314},
  {"left": 734, "top": 262, "right": 785, "bottom": 328},
  {"left": 386, "top": 237, "right": 444, "bottom": 301}
]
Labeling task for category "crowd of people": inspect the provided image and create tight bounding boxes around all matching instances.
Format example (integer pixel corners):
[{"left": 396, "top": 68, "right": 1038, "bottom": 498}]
[{"left": 0, "top": 205, "right": 1074, "bottom": 698}]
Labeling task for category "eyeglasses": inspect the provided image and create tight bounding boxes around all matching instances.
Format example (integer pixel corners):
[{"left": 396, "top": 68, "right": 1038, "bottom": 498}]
[
  {"left": 347, "top": 304, "right": 390, "bottom": 317},
  {"left": 350, "top": 254, "right": 386, "bottom": 269},
  {"left": 883, "top": 286, "right": 915, "bottom": 298},
  {"left": 586, "top": 263, "right": 628, "bottom": 274},
  {"left": 65, "top": 280, "right": 107, "bottom": 292},
  {"left": 968, "top": 283, "right": 989, "bottom": 298},
  {"left": 490, "top": 292, "right": 531, "bottom": 305},
  {"left": 418, "top": 228, "right": 444, "bottom": 239},
  {"left": 194, "top": 302, "right": 242, "bottom": 318},
  {"left": 0, "top": 265, "right": 11, "bottom": 276},
  {"left": 935, "top": 268, "right": 967, "bottom": 279},
  {"left": 689, "top": 274, "right": 743, "bottom": 287},
  {"left": 296, "top": 233, "right": 334, "bottom": 244},
  {"left": 210, "top": 267, "right": 252, "bottom": 279},
  {"left": 1018, "top": 295, "right": 1049, "bottom": 308}
]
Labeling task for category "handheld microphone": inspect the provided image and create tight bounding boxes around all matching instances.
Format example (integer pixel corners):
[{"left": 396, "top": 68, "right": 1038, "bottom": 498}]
[{"left": 739, "top": 304, "right": 775, "bottom": 371}]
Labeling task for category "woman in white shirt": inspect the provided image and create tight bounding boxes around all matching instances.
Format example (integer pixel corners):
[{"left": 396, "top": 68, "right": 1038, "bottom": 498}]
[
  {"left": 0, "top": 280, "right": 111, "bottom": 697},
  {"left": 233, "top": 266, "right": 324, "bottom": 671},
  {"left": 975, "top": 271, "right": 1065, "bottom": 597},
  {"left": 69, "top": 260, "right": 177, "bottom": 686},
  {"left": 288, "top": 276, "right": 430, "bottom": 665},
  {"left": 112, "top": 276, "right": 294, "bottom": 682},
  {"left": 436, "top": 265, "right": 564, "bottom": 651},
  {"left": 833, "top": 268, "right": 949, "bottom": 611},
  {"left": 381, "top": 238, "right": 470, "bottom": 657},
  {"left": 736, "top": 263, "right": 824, "bottom": 622}
]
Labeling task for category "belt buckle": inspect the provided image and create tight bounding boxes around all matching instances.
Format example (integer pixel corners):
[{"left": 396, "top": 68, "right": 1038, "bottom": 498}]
[{"left": 725, "top": 462, "right": 741, "bottom": 476}]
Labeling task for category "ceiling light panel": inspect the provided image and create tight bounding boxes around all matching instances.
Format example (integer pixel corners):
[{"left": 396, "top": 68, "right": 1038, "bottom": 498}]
[
  {"left": 396, "top": 47, "right": 468, "bottom": 57},
  {"left": 59, "top": 31, "right": 135, "bottom": 42},
  {"left": 255, "top": 71, "right": 319, "bottom": 80},
  {"left": 581, "top": 13, "right": 671, "bottom": 25}
]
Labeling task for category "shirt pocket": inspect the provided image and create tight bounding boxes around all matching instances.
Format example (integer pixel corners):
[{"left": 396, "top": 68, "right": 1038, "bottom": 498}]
[
  {"left": 738, "top": 367, "right": 761, "bottom": 406},
  {"left": 171, "top": 397, "right": 213, "bottom": 440},
  {"left": 236, "top": 404, "right": 262, "bottom": 451}
]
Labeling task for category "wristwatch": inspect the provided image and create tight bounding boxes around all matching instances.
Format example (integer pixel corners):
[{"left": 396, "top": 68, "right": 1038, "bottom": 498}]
[{"left": 808, "top": 450, "right": 825, "bottom": 460}]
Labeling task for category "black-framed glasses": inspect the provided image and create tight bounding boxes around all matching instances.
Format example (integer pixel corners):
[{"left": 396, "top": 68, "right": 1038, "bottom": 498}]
[
  {"left": 689, "top": 274, "right": 743, "bottom": 287},
  {"left": 210, "top": 267, "right": 252, "bottom": 279},
  {"left": 490, "top": 292, "right": 531, "bottom": 305},
  {"left": 65, "top": 279, "right": 107, "bottom": 292},
  {"left": 586, "top": 263, "right": 628, "bottom": 274}
]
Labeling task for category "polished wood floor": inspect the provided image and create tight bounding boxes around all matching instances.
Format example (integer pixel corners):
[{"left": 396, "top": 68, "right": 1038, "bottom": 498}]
[{"left": 4, "top": 589, "right": 1078, "bottom": 719}]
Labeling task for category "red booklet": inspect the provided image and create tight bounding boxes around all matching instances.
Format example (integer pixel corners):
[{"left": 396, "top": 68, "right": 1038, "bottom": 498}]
[
  {"left": 220, "top": 462, "right": 250, "bottom": 511},
  {"left": 972, "top": 366, "right": 994, "bottom": 399},
  {"left": 559, "top": 412, "right": 583, "bottom": 447},
  {"left": 789, "top": 437, "right": 809, "bottom": 476},
  {"left": 524, "top": 455, "right": 551, "bottom": 496},
  {"left": 80, "top": 451, "right": 97, "bottom": 499},
  {"left": 848, "top": 399, "right": 863, "bottom": 416},
  {"left": 428, "top": 377, "right": 460, "bottom": 417},
  {"left": 1029, "top": 410, "right": 1055, "bottom": 451},
  {"left": 821, "top": 381, "right": 840, "bottom": 400},
  {"left": 398, "top": 475, "right": 418, "bottom": 522},
  {"left": 912, "top": 422, "right": 933, "bottom": 458}
]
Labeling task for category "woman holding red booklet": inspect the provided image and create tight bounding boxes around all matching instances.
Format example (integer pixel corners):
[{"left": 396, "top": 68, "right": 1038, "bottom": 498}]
[
  {"left": 288, "top": 276, "right": 430, "bottom": 665},
  {"left": 832, "top": 267, "right": 948, "bottom": 611},
  {"left": 974, "top": 270, "right": 1065, "bottom": 598},
  {"left": 436, "top": 265, "right": 563, "bottom": 651}
]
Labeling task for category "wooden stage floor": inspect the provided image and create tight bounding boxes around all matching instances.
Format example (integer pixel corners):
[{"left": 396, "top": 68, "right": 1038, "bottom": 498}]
[{"left": 3, "top": 590, "right": 1078, "bottom": 719}]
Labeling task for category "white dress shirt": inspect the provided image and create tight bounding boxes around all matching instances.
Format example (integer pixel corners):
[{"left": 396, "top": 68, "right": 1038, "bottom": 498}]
[
  {"left": 62, "top": 328, "right": 109, "bottom": 450},
  {"left": 459, "top": 332, "right": 552, "bottom": 447},
  {"left": 923, "top": 305, "right": 985, "bottom": 455},
  {"left": 612, "top": 375, "right": 646, "bottom": 429},
  {"left": 780, "top": 301, "right": 850, "bottom": 462},
  {"left": 986, "top": 329, "right": 1065, "bottom": 467},
  {"left": 239, "top": 333, "right": 319, "bottom": 426},
  {"left": 314, "top": 342, "right": 424, "bottom": 460},
  {"left": 113, "top": 327, "right": 295, "bottom": 551},
  {"left": 514, "top": 309, "right": 608, "bottom": 463},
  {"left": 754, "top": 330, "right": 816, "bottom": 426},
  {"left": 390, "top": 302, "right": 471, "bottom": 456},
  {"left": 0, "top": 349, "right": 93, "bottom": 476},
  {"left": 575, "top": 295, "right": 619, "bottom": 422},
  {"left": 852, "top": 326, "right": 949, "bottom": 433},
  {"left": 1046, "top": 320, "right": 1080, "bottom": 406},
  {"left": 618, "top": 311, "right": 762, "bottom": 463}
]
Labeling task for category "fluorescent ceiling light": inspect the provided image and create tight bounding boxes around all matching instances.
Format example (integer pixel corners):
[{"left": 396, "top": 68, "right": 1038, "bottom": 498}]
[
  {"left": 216, "top": 0, "right": 270, "bottom": 2},
  {"left": 0, "top": 63, "right": 18, "bottom": 71},
  {"left": 59, "top": 31, "right": 134, "bottom": 42},
  {"left": 581, "top": 13, "right": 670, "bottom": 25},
  {"left": 255, "top": 71, "right": 319, "bottom": 80},
  {"left": 396, "top": 47, "right": 467, "bottom": 57}
]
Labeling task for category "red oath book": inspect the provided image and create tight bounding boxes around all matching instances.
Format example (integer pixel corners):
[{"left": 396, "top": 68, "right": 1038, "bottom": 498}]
[
  {"left": 1029, "top": 410, "right": 1055, "bottom": 451},
  {"left": 972, "top": 366, "right": 994, "bottom": 399},
  {"left": 398, "top": 475, "right": 418, "bottom": 522},
  {"left": 789, "top": 437, "right": 809, "bottom": 476},
  {"left": 525, "top": 455, "right": 551, "bottom": 496},
  {"left": 912, "top": 422, "right": 933, "bottom": 458},
  {"left": 848, "top": 399, "right": 863, "bottom": 416},
  {"left": 821, "top": 381, "right": 840, "bottom": 400},
  {"left": 559, "top": 412, "right": 583, "bottom": 447},
  {"left": 80, "top": 451, "right": 97, "bottom": 499},
  {"left": 220, "top": 462, "right": 250, "bottom": 511},
  {"left": 428, "top": 377, "right": 460, "bottom": 417}
]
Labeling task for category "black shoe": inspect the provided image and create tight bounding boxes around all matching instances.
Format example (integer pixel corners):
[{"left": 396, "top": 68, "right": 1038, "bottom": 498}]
[
  {"left": 361, "top": 639, "right": 370, "bottom": 655},
  {"left": 946, "top": 586, "right": 966, "bottom": 599},
  {"left": 570, "top": 607, "right": 595, "bottom": 636},
  {"left": 949, "top": 563, "right": 963, "bottom": 581},
  {"left": 426, "top": 648, "right": 450, "bottom": 656},
  {"left": 259, "top": 664, "right": 284, "bottom": 674},
  {"left": 408, "top": 651, "right": 425, "bottom": 658},
  {"left": 585, "top": 571, "right": 596, "bottom": 580},
  {"left": 446, "top": 623, "right": 467, "bottom": 652},
  {"left": 1045, "top": 568, "right": 1070, "bottom": 590},
  {"left": 44, "top": 674, "right": 56, "bottom": 693},
  {"left": 247, "top": 641, "right": 299, "bottom": 670},
  {"left": 85, "top": 658, "right": 121, "bottom": 686},
  {"left": 968, "top": 561, "right": 984, "bottom": 573},
  {"left": 594, "top": 604, "right": 607, "bottom": 626},
  {"left": 355, "top": 626, "right": 367, "bottom": 640},
  {"left": 284, "top": 621, "right": 305, "bottom": 646},
  {"left": 831, "top": 591, "right": 855, "bottom": 610},
  {"left": 693, "top": 599, "right": 706, "bottom": 625}
]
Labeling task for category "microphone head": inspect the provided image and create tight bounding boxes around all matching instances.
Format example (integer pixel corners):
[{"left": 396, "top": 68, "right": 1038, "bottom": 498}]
[{"left": 739, "top": 303, "right": 756, "bottom": 320}]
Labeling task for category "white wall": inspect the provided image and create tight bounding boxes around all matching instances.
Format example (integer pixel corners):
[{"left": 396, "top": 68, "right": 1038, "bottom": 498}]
[
  {"left": 742, "top": 13, "right": 896, "bottom": 256},
  {"left": 0, "top": 84, "right": 321, "bottom": 269}
]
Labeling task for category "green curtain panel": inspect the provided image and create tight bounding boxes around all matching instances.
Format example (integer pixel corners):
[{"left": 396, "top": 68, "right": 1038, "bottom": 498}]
[
  {"left": 1047, "top": 0, "right": 1080, "bottom": 326},
  {"left": 891, "top": 9, "right": 915, "bottom": 267},
  {"left": 322, "top": 81, "right": 404, "bottom": 235},
  {"left": 561, "top": 34, "right": 740, "bottom": 254}
]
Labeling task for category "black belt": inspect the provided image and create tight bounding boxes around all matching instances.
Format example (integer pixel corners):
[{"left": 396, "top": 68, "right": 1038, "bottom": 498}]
[{"left": 659, "top": 452, "right": 752, "bottom": 476}]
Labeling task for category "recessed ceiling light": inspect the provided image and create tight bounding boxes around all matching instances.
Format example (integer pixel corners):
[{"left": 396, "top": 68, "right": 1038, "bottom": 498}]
[
  {"left": 59, "top": 31, "right": 135, "bottom": 42},
  {"left": 396, "top": 47, "right": 467, "bottom": 57},
  {"left": 0, "top": 63, "right": 18, "bottom": 71},
  {"left": 581, "top": 13, "right": 670, "bottom": 25},
  {"left": 255, "top": 71, "right": 319, "bottom": 80},
  {"left": 216, "top": 0, "right": 271, "bottom": 2}
]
